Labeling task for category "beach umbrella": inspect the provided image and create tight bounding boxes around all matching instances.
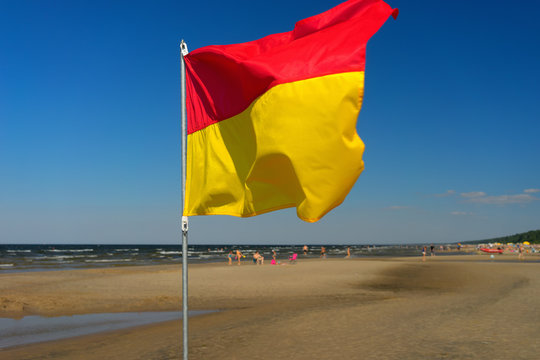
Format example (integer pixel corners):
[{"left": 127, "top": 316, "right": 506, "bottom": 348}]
[{"left": 523, "top": 241, "right": 530, "bottom": 245}]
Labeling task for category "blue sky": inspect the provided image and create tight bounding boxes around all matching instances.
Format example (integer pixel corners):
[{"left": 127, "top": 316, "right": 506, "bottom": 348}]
[{"left": 1, "top": 0, "right": 539, "bottom": 245}]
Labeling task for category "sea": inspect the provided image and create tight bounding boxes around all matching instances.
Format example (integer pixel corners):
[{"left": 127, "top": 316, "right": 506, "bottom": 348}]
[{"left": 0, "top": 244, "right": 447, "bottom": 273}]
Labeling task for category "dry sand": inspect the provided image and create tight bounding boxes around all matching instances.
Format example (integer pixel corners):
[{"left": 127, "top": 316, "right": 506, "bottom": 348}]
[{"left": 1, "top": 255, "right": 539, "bottom": 359}]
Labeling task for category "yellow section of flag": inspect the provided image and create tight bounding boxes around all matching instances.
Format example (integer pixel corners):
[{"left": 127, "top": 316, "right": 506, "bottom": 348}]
[{"left": 184, "top": 72, "right": 365, "bottom": 222}]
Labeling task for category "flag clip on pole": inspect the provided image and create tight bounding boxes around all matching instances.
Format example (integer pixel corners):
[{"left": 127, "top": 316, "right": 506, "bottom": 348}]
[
  {"left": 182, "top": 216, "right": 189, "bottom": 231},
  {"left": 181, "top": 40, "right": 189, "bottom": 57},
  {"left": 180, "top": 39, "right": 189, "bottom": 360}
]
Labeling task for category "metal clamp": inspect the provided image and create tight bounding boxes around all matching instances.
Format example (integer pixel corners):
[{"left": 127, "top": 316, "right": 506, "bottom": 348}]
[
  {"left": 182, "top": 216, "right": 189, "bottom": 232},
  {"left": 180, "top": 40, "right": 189, "bottom": 56}
]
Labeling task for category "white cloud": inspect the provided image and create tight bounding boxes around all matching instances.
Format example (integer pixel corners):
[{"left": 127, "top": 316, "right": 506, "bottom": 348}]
[
  {"left": 524, "top": 188, "right": 540, "bottom": 193},
  {"left": 466, "top": 194, "right": 538, "bottom": 205},
  {"left": 433, "top": 190, "right": 455, "bottom": 197},
  {"left": 460, "top": 191, "right": 486, "bottom": 198},
  {"left": 450, "top": 211, "right": 473, "bottom": 216}
]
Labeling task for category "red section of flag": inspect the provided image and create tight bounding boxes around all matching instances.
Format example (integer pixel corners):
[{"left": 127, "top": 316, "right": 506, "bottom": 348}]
[{"left": 184, "top": 0, "right": 396, "bottom": 135}]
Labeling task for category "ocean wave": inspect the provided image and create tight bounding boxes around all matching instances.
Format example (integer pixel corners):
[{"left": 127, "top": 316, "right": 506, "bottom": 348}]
[
  {"left": 40, "top": 256, "right": 79, "bottom": 260},
  {"left": 6, "top": 250, "right": 31, "bottom": 253},
  {"left": 158, "top": 251, "right": 182, "bottom": 255},
  {"left": 85, "top": 259, "right": 133, "bottom": 263},
  {"left": 45, "top": 249, "right": 94, "bottom": 253},
  {"left": 0, "top": 264, "right": 14, "bottom": 267},
  {"left": 114, "top": 249, "right": 138, "bottom": 252}
]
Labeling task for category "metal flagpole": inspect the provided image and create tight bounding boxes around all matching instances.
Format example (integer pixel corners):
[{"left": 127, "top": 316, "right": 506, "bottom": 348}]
[{"left": 180, "top": 40, "right": 189, "bottom": 360}]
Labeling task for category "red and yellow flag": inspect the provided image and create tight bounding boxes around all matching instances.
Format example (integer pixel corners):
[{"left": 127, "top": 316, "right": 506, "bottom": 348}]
[{"left": 183, "top": 0, "right": 397, "bottom": 222}]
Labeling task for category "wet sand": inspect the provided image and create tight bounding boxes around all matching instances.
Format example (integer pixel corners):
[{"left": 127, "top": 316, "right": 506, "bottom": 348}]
[{"left": 1, "top": 255, "right": 539, "bottom": 359}]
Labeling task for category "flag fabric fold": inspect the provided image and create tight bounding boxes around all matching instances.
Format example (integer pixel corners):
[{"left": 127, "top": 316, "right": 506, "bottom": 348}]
[{"left": 183, "top": 0, "right": 397, "bottom": 222}]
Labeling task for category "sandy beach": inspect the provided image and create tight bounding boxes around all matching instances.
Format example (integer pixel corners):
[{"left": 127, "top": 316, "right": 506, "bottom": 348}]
[{"left": 1, "top": 255, "right": 539, "bottom": 360}]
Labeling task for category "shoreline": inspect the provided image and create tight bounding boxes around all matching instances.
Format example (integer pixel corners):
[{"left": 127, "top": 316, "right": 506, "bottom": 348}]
[
  {"left": 2, "top": 241, "right": 536, "bottom": 275},
  {"left": 2, "top": 249, "right": 537, "bottom": 276},
  {"left": 1, "top": 256, "right": 540, "bottom": 359},
  {"left": 2, "top": 242, "right": 516, "bottom": 274}
]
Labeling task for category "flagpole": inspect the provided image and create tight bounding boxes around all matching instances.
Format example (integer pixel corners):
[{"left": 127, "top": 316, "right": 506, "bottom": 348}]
[{"left": 180, "top": 39, "right": 189, "bottom": 360}]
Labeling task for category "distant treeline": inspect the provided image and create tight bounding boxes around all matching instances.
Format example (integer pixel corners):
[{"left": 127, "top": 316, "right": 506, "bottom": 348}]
[{"left": 463, "top": 230, "right": 540, "bottom": 244}]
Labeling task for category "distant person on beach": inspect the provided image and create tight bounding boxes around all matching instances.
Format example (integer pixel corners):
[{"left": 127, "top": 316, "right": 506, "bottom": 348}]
[
  {"left": 272, "top": 249, "right": 277, "bottom": 261},
  {"left": 345, "top": 246, "right": 351, "bottom": 258},
  {"left": 253, "top": 251, "right": 264, "bottom": 265},
  {"left": 422, "top": 246, "right": 427, "bottom": 262},
  {"left": 303, "top": 245, "right": 309, "bottom": 256},
  {"left": 518, "top": 245, "right": 524, "bottom": 260},
  {"left": 430, "top": 244, "right": 435, "bottom": 256},
  {"left": 320, "top": 246, "right": 326, "bottom": 259},
  {"left": 228, "top": 251, "right": 233, "bottom": 265},
  {"left": 236, "top": 250, "right": 244, "bottom": 265}
]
